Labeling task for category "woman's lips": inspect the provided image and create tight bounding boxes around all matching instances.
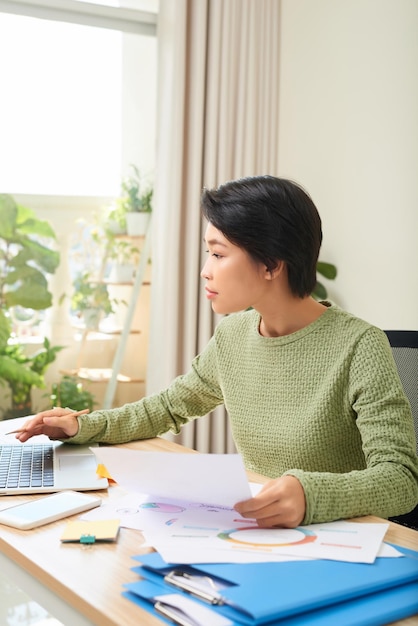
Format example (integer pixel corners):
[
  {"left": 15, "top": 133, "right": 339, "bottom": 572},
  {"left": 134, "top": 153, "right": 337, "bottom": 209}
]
[{"left": 205, "top": 287, "right": 218, "bottom": 299}]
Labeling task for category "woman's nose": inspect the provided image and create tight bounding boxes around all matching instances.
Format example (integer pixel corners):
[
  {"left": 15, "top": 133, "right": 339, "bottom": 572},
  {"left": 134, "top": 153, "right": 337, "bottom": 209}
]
[{"left": 200, "top": 258, "right": 211, "bottom": 279}]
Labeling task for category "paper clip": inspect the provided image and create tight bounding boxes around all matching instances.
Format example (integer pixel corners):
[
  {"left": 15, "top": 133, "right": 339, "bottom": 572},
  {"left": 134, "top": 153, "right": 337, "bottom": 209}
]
[
  {"left": 80, "top": 534, "right": 96, "bottom": 544},
  {"left": 164, "top": 570, "right": 225, "bottom": 605}
]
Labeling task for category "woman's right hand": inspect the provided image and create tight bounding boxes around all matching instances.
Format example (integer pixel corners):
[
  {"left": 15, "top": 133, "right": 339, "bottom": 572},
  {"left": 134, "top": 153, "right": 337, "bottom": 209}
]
[{"left": 14, "top": 408, "right": 88, "bottom": 442}]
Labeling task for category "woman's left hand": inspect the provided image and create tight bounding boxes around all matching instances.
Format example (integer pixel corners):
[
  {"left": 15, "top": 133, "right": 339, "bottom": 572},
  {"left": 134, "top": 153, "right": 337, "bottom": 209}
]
[{"left": 234, "top": 475, "right": 306, "bottom": 528}]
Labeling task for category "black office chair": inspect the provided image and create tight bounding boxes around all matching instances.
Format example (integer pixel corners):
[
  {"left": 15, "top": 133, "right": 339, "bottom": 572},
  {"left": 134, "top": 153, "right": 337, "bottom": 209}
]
[{"left": 384, "top": 330, "right": 418, "bottom": 531}]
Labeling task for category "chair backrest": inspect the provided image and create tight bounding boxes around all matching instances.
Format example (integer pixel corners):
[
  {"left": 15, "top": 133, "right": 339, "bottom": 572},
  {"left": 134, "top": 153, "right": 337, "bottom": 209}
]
[{"left": 384, "top": 330, "right": 418, "bottom": 454}]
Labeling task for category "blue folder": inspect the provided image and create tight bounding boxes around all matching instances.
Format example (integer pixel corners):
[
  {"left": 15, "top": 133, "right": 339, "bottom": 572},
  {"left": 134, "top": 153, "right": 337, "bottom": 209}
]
[
  {"left": 122, "top": 580, "right": 418, "bottom": 626},
  {"left": 124, "top": 545, "right": 418, "bottom": 625}
]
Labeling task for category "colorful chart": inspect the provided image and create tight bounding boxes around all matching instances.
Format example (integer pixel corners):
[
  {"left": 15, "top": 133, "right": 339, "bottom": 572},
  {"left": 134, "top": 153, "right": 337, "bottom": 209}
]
[
  {"left": 217, "top": 526, "right": 317, "bottom": 547},
  {"left": 139, "top": 502, "right": 185, "bottom": 513},
  {"left": 116, "top": 502, "right": 185, "bottom": 515}
]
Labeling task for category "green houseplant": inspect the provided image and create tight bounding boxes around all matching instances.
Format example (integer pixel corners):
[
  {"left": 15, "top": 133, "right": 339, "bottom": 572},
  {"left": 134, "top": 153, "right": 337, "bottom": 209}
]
[
  {"left": 106, "top": 237, "right": 140, "bottom": 283},
  {"left": 103, "top": 165, "right": 153, "bottom": 236},
  {"left": 69, "top": 272, "right": 119, "bottom": 330},
  {"left": 61, "top": 216, "right": 130, "bottom": 328},
  {"left": 117, "top": 164, "right": 153, "bottom": 236},
  {"left": 3, "top": 338, "right": 64, "bottom": 418},
  {"left": 314, "top": 261, "right": 337, "bottom": 300},
  {"left": 0, "top": 194, "right": 63, "bottom": 418},
  {"left": 50, "top": 375, "right": 96, "bottom": 412}
]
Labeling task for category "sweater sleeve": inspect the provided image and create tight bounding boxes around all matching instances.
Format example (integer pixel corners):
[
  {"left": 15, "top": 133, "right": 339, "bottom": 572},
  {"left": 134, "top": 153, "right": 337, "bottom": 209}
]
[
  {"left": 67, "top": 335, "right": 224, "bottom": 445},
  {"left": 286, "top": 327, "right": 418, "bottom": 524}
]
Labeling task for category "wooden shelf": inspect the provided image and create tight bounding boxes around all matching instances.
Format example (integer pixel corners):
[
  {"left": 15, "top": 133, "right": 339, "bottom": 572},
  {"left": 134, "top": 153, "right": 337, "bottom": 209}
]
[
  {"left": 72, "top": 327, "right": 141, "bottom": 337},
  {"left": 103, "top": 280, "right": 151, "bottom": 286},
  {"left": 69, "top": 216, "right": 152, "bottom": 407},
  {"left": 60, "top": 368, "right": 144, "bottom": 384}
]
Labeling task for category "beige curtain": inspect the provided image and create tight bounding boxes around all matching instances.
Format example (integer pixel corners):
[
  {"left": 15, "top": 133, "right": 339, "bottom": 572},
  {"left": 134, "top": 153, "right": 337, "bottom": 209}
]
[{"left": 147, "top": 0, "right": 281, "bottom": 452}]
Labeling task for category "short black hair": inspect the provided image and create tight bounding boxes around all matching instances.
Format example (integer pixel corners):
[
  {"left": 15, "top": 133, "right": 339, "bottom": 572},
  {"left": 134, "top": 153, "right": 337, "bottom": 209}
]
[{"left": 201, "top": 175, "right": 322, "bottom": 298}]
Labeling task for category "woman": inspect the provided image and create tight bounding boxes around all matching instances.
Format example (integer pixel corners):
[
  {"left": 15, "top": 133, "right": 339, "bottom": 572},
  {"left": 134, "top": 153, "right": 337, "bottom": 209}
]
[{"left": 16, "top": 175, "right": 418, "bottom": 528}]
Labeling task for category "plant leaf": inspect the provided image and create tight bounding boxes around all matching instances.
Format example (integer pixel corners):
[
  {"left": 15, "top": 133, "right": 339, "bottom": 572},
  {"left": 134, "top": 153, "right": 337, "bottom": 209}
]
[
  {"left": 312, "top": 280, "right": 327, "bottom": 300},
  {"left": 0, "top": 355, "right": 43, "bottom": 387},
  {"left": 316, "top": 261, "right": 337, "bottom": 280}
]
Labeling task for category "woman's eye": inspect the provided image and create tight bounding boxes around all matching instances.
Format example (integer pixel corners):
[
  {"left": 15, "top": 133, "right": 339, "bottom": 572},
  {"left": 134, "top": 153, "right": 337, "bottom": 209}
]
[{"left": 205, "top": 249, "right": 221, "bottom": 259}]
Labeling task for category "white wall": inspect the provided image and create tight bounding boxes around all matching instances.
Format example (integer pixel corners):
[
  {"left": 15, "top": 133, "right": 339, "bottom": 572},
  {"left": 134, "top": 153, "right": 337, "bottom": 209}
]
[{"left": 278, "top": 0, "right": 418, "bottom": 329}]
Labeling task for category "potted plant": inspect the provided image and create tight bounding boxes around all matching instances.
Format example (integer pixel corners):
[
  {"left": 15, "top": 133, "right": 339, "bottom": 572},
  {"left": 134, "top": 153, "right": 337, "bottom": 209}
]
[
  {"left": 0, "top": 194, "right": 63, "bottom": 418},
  {"left": 1, "top": 338, "right": 64, "bottom": 419},
  {"left": 69, "top": 272, "right": 120, "bottom": 330},
  {"left": 106, "top": 237, "right": 140, "bottom": 283},
  {"left": 104, "top": 201, "right": 128, "bottom": 235},
  {"left": 118, "top": 164, "right": 153, "bottom": 236},
  {"left": 50, "top": 374, "right": 97, "bottom": 412}
]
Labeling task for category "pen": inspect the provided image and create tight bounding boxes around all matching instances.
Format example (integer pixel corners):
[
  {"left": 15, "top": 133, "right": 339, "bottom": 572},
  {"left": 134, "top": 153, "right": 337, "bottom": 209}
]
[{"left": 5, "top": 409, "right": 90, "bottom": 435}]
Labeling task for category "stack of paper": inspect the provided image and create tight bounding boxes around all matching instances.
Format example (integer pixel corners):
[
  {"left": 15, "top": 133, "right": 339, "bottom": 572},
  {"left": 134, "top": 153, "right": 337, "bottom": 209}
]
[{"left": 89, "top": 448, "right": 390, "bottom": 564}]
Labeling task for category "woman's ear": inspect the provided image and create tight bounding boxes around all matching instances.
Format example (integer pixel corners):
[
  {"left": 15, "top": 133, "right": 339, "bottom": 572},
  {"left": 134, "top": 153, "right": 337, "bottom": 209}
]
[{"left": 265, "top": 260, "right": 285, "bottom": 280}]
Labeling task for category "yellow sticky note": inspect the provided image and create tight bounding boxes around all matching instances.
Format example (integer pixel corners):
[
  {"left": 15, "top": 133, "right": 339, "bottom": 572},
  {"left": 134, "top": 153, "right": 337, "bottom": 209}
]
[
  {"left": 60, "top": 519, "right": 120, "bottom": 543},
  {"left": 96, "top": 463, "right": 116, "bottom": 481}
]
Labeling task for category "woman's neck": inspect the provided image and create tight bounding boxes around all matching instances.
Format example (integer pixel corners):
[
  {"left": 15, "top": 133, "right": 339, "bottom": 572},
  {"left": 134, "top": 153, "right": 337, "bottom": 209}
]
[{"left": 258, "top": 297, "right": 328, "bottom": 338}]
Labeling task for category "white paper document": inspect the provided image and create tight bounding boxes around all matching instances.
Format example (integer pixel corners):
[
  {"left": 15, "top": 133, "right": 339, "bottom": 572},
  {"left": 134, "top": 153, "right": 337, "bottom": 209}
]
[
  {"left": 141, "top": 507, "right": 389, "bottom": 564},
  {"left": 91, "top": 448, "right": 252, "bottom": 507},
  {"left": 82, "top": 486, "right": 389, "bottom": 564},
  {"left": 89, "top": 448, "right": 390, "bottom": 564},
  {"left": 141, "top": 535, "right": 399, "bottom": 566}
]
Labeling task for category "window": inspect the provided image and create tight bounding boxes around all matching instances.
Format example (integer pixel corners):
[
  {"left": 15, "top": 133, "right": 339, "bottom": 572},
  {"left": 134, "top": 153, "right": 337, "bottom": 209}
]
[{"left": 0, "top": 1, "right": 157, "bottom": 196}]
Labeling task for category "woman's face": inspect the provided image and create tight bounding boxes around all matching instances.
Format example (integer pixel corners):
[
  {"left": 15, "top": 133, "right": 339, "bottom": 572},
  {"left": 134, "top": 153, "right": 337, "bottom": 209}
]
[{"left": 201, "top": 223, "right": 269, "bottom": 315}]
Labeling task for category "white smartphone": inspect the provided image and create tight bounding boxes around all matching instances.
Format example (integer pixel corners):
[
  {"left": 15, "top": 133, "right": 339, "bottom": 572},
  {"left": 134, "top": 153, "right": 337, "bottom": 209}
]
[{"left": 0, "top": 490, "right": 102, "bottom": 530}]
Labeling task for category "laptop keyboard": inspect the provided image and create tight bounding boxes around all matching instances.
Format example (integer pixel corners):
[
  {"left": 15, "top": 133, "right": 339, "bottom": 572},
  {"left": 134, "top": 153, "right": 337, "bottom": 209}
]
[{"left": 0, "top": 444, "right": 54, "bottom": 489}]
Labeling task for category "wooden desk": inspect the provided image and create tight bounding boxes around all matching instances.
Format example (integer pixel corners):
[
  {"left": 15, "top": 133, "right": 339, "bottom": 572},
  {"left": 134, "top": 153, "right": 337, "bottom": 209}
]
[{"left": 1, "top": 435, "right": 418, "bottom": 626}]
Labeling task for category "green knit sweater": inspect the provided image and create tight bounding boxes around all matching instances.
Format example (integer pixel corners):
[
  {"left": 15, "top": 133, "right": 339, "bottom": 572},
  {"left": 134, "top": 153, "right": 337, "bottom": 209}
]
[{"left": 70, "top": 304, "right": 418, "bottom": 524}]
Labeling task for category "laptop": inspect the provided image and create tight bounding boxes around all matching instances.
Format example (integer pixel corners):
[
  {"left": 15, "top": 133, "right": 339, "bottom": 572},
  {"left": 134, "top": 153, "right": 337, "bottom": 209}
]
[{"left": 0, "top": 441, "right": 109, "bottom": 496}]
